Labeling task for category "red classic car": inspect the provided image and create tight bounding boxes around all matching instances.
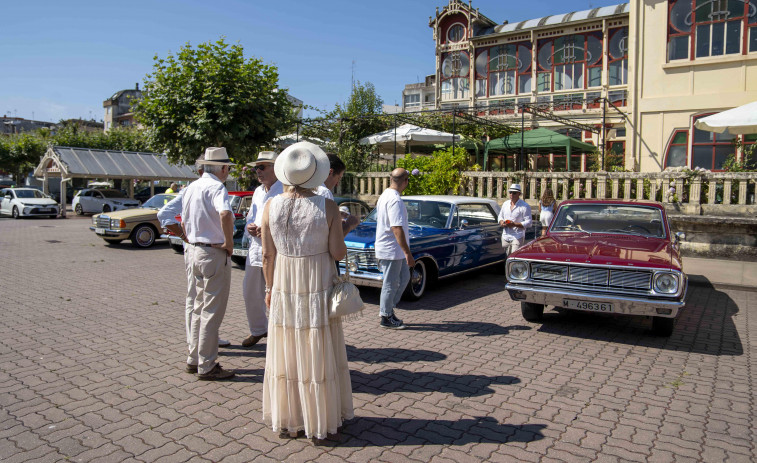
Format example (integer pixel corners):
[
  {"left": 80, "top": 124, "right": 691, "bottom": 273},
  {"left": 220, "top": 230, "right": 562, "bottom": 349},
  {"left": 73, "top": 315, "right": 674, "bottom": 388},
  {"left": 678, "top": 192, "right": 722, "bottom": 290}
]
[{"left": 505, "top": 199, "right": 687, "bottom": 336}]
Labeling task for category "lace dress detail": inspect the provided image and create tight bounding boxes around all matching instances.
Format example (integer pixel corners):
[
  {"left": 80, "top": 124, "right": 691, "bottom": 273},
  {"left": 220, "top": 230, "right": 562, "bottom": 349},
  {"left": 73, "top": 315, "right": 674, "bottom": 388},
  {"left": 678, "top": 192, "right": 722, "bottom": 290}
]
[{"left": 262, "top": 195, "right": 353, "bottom": 439}]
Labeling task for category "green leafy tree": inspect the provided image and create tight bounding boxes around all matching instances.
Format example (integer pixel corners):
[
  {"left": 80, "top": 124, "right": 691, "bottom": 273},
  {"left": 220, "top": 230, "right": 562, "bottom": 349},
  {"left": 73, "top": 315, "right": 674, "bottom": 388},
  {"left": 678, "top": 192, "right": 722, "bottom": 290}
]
[
  {"left": 0, "top": 133, "right": 46, "bottom": 184},
  {"left": 398, "top": 146, "right": 468, "bottom": 195},
  {"left": 134, "top": 38, "right": 294, "bottom": 165}
]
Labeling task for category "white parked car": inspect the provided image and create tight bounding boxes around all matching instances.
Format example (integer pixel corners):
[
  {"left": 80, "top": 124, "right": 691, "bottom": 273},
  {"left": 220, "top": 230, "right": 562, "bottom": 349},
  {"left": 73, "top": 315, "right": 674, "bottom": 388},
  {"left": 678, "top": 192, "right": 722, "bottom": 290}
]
[
  {"left": 0, "top": 188, "right": 60, "bottom": 219},
  {"left": 72, "top": 188, "right": 140, "bottom": 215}
]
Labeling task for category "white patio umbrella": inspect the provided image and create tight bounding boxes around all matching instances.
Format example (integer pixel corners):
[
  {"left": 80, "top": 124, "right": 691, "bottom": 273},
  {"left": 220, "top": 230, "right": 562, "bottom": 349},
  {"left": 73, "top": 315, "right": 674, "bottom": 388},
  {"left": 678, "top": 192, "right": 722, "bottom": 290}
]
[
  {"left": 694, "top": 101, "right": 757, "bottom": 135},
  {"left": 359, "top": 123, "right": 461, "bottom": 152}
]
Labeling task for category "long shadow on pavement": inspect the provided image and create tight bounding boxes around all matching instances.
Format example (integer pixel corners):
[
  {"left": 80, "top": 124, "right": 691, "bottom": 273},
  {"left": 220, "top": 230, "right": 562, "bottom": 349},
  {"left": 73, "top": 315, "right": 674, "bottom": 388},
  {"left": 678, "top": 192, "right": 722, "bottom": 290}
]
[
  {"left": 404, "top": 321, "right": 531, "bottom": 337},
  {"left": 346, "top": 345, "right": 447, "bottom": 363},
  {"left": 533, "top": 280, "right": 743, "bottom": 356},
  {"left": 319, "top": 417, "right": 545, "bottom": 446},
  {"left": 351, "top": 369, "right": 520, "bottom": 398}
]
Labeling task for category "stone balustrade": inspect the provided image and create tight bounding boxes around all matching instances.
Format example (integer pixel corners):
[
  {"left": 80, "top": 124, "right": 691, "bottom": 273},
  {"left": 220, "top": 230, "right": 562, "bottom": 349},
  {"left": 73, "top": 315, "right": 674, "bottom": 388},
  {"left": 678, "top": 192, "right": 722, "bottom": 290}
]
[{"left": 338, "top": 170, "right": 757, "bottom": 216}]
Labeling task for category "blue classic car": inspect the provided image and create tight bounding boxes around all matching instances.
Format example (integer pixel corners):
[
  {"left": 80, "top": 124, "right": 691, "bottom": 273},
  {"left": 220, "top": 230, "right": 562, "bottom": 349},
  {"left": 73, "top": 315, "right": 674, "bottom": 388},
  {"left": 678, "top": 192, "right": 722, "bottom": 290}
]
[{"left": 342, "top": 195, "right": 508, "bottom": 300}]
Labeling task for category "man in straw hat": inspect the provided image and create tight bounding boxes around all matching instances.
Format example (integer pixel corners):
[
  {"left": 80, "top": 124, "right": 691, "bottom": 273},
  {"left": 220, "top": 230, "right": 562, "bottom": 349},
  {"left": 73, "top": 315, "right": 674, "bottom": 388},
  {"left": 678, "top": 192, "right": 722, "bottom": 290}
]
[
  {"left": 241, "top": 151, "right": 283, "bottom": 348},
  {"left": 159, "top": 159, "right": 232, "bottom": 349},
  {"left": 498, "top": 183, "right": 532, "bottom": 255},
  {"left": 176, "top": 147, "right": 236, "bottom": 380}
]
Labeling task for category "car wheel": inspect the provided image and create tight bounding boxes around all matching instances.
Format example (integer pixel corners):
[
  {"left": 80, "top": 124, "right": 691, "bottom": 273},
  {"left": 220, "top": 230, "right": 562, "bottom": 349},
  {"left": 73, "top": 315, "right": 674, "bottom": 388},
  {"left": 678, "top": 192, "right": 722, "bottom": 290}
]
[
  {"left": 652, "top": 317, "right": 675, "bottom": 336},
  {"left": 170, "top": 243, "right": 185, "bottom": 254},
  {"left": 104, "top": 238, "right": 123, "bottom": 245},
  {"left": 103, "top": 204, "right": 111, "bottom": 213},
  {"left": 521, "top": 302, "right": 544, "bottom": 322},
  {"left": 403, "top": 259, "right": 428, "bottom": 301},
  {"left": 75, "top": 203, "right": 83, "bottom": 215},
  {"left": 231, "top": 255, "right": 246, "bottom": 267},
  {"left": 131, "top": 224, "right": 156, "bottom": 248},
  {"left": 12, "top": 206, "right": 20, "bottom": 219}
]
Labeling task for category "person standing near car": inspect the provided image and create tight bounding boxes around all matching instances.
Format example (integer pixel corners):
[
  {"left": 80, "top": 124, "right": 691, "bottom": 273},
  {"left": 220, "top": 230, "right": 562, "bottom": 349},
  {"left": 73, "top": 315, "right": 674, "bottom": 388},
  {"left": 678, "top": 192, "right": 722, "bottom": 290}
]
[
  {"left": 315, "top": 153, "right": 360, "bottom": 236},
  {"left": 241, "top": 151, "right": 283, "bottom": 348},
  {"left": 374, "top": 168, "right": 413, "bottom": 330},
  {"left": 159, "top": 160, "right": 232, "bottom": 349},
  {"left": 166, "top": 182, "right": 179, "bottom": 194},
  {"left": 498, "top": 184, "right": 532, "bottom": 255},
  {"left": 179, "top": 147, "right": 235, "bottom": 380}
]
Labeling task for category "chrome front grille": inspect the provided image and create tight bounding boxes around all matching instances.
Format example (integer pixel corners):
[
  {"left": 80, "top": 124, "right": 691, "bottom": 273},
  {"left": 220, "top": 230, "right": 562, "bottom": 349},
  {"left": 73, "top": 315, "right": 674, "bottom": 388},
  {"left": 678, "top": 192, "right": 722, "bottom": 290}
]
[
  {"left": 531, "top": 262, "right": 652, "bottom": 291},
  {"left": 342, "top": 249, "right": 378, "bottom": 268},
  {"left": 97, "top": 215, "right": 110, "bottom": 228}
]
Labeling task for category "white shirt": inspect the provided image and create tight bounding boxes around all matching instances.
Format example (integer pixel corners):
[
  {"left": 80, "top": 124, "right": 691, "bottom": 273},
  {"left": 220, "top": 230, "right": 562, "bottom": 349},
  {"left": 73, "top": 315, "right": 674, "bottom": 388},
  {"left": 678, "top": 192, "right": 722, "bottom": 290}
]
[
  {"left": 245, "top": 180, "right": 283, "bottom": 267},
  {"left": 181, "top": 173, "right": 232, "bottom": 244},
  {"left": 374, "top": 188, "right": 409, "bottom": 261},
  {"left": 157, "top": 189, "right": 183, "bottom": 227},
  {"left": 315, "top": 184, "right": 334, "bottom": 200},
  {"left": 497, "top": 198, "right": 533, "bottom": 242}
]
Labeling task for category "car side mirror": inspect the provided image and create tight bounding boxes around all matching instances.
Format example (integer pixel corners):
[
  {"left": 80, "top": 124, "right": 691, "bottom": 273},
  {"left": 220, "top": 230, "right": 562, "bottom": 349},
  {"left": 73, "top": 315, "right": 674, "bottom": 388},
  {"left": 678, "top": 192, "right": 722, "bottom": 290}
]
[
  {"left": 675, "top": 231, "right": 686, "bottom": 243},
  {"left": 459, "top": 219, "right": 469, "bottom": 229}
]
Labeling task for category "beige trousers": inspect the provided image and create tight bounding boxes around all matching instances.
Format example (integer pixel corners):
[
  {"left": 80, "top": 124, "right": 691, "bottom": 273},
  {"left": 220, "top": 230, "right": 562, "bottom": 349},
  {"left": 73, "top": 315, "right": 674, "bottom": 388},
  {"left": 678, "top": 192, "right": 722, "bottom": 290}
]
[
  {"left": 186, "top": 245, "right": 231, "bottom": 374},
  {"left": 242, "top": 264, "right": 268, "bottom": 337}
]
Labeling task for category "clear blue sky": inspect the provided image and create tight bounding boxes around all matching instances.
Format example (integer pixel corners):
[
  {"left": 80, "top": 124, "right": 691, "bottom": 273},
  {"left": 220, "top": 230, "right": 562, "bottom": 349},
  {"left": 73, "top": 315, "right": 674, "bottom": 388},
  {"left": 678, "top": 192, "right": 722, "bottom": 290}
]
[{"left": 1, "top": 0, "right": 623, "bottom": 122}]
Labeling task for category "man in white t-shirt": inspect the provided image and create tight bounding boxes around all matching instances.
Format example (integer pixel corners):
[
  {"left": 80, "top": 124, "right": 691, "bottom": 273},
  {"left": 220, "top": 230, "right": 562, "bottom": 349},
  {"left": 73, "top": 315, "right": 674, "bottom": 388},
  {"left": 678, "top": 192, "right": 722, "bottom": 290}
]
[
  {"left": 374, "top": 168, "right": 414, "bottom": 330},
  {"left": 314, "top": 153, "right": 359, "bottom": 235},
  {"left": 498, "top": 183, "right": 532, "bottom": 255}
]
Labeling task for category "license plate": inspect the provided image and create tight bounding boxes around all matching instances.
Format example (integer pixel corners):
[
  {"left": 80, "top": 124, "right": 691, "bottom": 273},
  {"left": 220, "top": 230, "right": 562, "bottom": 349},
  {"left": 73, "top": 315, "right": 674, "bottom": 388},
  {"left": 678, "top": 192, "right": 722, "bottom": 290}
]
[
  {"left": 232, "top": 248, "right": 248, "bottom": 256},
  {"left": 95, "top": 228, "right": 105, "bottom": 235},
  {"left": 562, "top": 299, "right": 613, "bottom": 313},
  {"left": 169, "top": 236, "right": 183, "bottom": 245},
  {"left": 38, "top": 208, "right": 50, "bottom": 212}
]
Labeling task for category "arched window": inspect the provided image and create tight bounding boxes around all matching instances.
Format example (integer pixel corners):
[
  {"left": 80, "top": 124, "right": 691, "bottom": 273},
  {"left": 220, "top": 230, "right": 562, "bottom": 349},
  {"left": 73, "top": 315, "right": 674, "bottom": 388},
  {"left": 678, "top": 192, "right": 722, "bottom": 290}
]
[
  {"left": 665, "top": 130, "right": 689, "bottom": 168},
  {"left": 608, "top": 27, "right": 628, "bottom": 85},
  {"left": 692, "top": 114, "right": 736, "bottom": 170},
  {"left": 447, "top": 23, "right": 466, "bottom": 43},
  {"left": 441, "top": 51, "right": 470, "bottom": 101}
]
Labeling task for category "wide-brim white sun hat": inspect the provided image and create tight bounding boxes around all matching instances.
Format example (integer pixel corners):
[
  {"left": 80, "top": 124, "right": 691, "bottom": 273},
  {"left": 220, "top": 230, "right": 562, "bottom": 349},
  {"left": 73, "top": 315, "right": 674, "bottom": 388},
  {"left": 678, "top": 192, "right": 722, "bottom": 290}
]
[{"left": 274, "top": 141, "right": 330, "bottom": 189}]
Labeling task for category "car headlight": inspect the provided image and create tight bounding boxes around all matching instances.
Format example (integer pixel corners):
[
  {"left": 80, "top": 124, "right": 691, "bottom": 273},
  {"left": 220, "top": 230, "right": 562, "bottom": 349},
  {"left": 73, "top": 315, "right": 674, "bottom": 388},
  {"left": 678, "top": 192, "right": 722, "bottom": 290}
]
[
  {"left": 654, "top": 273, "right": 679, "bottom": 294},
  {"left": 508, "top": 261, "right": 529, "bottom": 280},
  {"left": 92, "top": 216, "right": 98, "bottom": 225},
  {"left": 110, "top": 218, "right": 123, "bottom": 228}
]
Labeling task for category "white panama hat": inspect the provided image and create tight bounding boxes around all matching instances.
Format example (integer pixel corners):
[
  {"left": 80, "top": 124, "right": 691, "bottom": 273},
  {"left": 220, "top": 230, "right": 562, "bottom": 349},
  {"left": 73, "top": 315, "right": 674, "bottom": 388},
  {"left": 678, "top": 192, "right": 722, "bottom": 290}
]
[
  {"left": 508, "top": 183, "right": 522, "bottom": 193},
  {"left": 248, "top": 151, "right": 278, "bottom": 166},
  {"left": 274, "top": 141, "right": 330, "bottom": 189},
  {"left": 198, "top": 147, "right": 235, "bottom": 165}
]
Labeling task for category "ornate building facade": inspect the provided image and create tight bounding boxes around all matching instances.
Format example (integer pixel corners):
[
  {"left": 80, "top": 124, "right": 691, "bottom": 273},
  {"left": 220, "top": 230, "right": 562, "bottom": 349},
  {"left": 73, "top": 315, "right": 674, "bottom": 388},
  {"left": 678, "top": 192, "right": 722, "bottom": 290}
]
[{"left": 428, "top": 0, "right": 757, "bottom": 172}]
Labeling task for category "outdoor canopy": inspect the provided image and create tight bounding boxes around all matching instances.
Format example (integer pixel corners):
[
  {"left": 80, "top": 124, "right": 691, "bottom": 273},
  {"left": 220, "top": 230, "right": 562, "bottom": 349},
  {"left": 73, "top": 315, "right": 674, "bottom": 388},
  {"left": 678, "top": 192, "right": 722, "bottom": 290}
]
[
  {"left": 359, "top": 123, "right": 461, "bottom": 151},
  {"left": 484, "top": 128, "right": 597, "bottom": 171},
  {"left": 693, "top": 101, "right": 757, "bottom": 135}
]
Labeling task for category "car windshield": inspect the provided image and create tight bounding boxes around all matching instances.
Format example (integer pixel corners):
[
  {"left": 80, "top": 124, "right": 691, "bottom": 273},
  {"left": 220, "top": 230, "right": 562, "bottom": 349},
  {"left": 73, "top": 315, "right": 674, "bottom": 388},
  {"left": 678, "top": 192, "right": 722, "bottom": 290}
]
[
  {"left": 101, "top": 190, "right": 127, "bottom": 198},
  {"left": 13, "top": 189, "right": 46, "bottom": 199},
  {"left": 363, "top": 200, "right": 452, "bottom": 228},
  {"left": 230, "top": 196, "right": 241, "bottom": 212},
  {"left": 551, "top": 204, "right": 666, "bottom": 238},
  {"left": 142, "top": 194, "right": 175, "bottom": 209}
]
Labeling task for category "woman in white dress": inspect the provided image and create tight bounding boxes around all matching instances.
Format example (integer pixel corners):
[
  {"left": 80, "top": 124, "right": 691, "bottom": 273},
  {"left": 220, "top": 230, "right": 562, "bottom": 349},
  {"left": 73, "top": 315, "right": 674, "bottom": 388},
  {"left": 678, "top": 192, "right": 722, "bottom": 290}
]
[
  {"left": 260, "top": 142, "right": 353, "bottom": 440},
  {"left": 538, "top": 188, "right": 557, "bottom": 236}
]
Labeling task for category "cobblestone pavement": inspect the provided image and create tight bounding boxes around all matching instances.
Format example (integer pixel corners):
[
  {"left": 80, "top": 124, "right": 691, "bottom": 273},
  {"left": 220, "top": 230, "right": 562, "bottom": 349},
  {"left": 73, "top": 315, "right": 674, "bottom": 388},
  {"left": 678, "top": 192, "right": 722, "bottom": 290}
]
[{"left": 1, "top": 214, "right": 755, "bottom": 463}]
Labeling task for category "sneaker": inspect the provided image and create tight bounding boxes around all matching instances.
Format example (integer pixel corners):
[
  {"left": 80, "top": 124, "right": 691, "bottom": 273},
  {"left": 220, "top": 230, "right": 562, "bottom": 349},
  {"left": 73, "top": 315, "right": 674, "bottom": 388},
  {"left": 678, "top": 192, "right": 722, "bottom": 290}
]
[
  {"left": 218, "top": 339, "right": 231, "bottom": 347},
  {"left": 197, "top": 364, "right": 235, "bottom": 381},
  {"left": 380, "top": 314, "right": 406, "bottom": 330},
  {"left": 185, "top": 364, "right": 198, "bottom": 374}
]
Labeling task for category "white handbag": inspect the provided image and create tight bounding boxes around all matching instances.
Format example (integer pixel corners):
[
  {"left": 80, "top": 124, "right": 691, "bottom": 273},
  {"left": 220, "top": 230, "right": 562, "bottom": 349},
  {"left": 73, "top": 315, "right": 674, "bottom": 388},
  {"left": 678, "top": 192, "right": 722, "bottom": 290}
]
[{"left": 329, "top": 251, "right": 364, "bottom": 320}]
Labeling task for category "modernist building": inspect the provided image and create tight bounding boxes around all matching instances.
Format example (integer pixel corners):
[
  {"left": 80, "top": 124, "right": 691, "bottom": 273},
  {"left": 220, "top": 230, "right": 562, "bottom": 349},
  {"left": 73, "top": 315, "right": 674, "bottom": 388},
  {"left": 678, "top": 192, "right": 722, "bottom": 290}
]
[
  {"left": 428, "top": 0, "right": 757, "bottom": 172},
  {"left": 103, "top": 84, "right": 142, "bottom": 132}
]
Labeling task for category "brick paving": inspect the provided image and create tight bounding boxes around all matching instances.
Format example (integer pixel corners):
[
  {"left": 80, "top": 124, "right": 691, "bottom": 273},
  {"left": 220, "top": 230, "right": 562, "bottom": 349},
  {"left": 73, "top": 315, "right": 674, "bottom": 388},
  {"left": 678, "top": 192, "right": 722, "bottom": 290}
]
[{"left": 0, "top": 214, "right": 755, "bottom": 462}]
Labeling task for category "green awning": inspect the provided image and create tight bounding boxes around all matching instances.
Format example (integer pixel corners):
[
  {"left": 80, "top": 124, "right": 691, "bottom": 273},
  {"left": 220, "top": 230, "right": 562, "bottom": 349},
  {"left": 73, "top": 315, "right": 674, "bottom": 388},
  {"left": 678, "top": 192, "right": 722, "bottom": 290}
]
[{"left": 484, "top": 128, "right": 597, "bottom": 171}]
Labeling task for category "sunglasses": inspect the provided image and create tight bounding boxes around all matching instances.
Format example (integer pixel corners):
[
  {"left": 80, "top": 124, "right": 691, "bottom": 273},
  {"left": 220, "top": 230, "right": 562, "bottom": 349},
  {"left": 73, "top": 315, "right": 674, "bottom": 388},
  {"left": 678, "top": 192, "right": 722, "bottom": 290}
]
[{"left": 253, "top": 165, "right": 267, "bottom": 171}]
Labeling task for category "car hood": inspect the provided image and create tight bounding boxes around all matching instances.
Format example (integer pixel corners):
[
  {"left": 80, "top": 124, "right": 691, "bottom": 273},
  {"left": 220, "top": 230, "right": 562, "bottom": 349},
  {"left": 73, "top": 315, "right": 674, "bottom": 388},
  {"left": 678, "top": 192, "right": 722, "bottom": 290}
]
[
  {"left": 16, "top": 198, "right": 58, "bottom": 206},
  {"left": 109, "top": 199, "right": 140, "bottom": 205},
  {"left": 511, "top": 233, "right": 681, "bottom": 271},
  {"left": 99, "top": 208, "right": 157, "bottom": 221},
  {"left": 344, "top": 222, "right": 443, "bottom": 249}
]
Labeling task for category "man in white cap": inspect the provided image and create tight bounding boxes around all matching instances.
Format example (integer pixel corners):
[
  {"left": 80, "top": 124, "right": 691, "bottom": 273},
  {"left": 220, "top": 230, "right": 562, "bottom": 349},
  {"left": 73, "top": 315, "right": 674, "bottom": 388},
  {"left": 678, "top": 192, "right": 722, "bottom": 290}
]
[
  {"left": 498, "top": 183, "right": 532, "bottom": 255},
  {"left": 241, "top": 151, "right": 283, "bottom": 348},
  {"left": 177, "top": 147, "right": 235, "bottom": 380},
  {"left": 159, "top": 159, "right": 232, "bottom": 349}
]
